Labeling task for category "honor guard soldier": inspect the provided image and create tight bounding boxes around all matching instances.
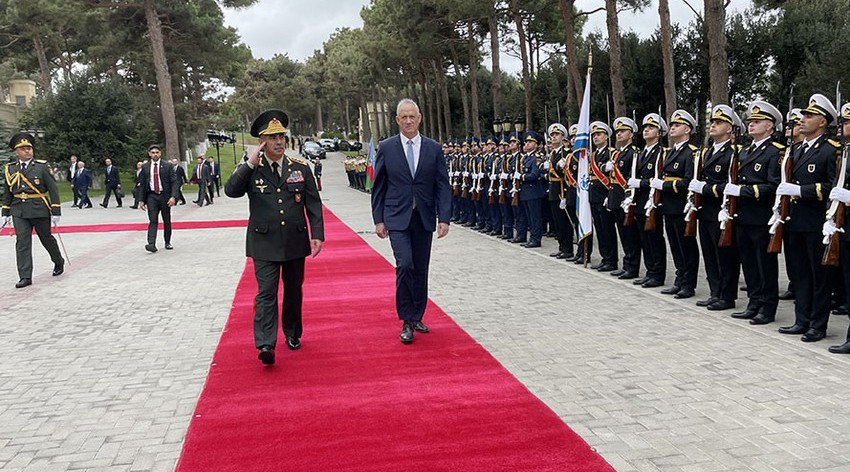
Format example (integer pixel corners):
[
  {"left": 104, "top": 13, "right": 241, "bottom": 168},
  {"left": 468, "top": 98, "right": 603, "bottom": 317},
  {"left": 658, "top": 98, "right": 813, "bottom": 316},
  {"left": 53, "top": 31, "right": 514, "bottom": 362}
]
[
  {"left": 776, "top": 94, "right": 841, "bottom": 342},
  {"left": 628, "top": 114, "right": 667, "bottom": 287},
  {"left": 497, "top": 135, "right": 515, "bottom": 239},
  {"left": 225, "top": 110, "right": 325, "bottom": 365},
  {"left": 506, "top": 133, "right": 526, "bottom": 242},
  {"left": 827, "top": 103, "right": 850, "bottom": 353},
  {"left": 483, "top": 136, "right": 502, "bottom": 235},
  {"left": 608, "top": 117, "right": 641, "bottom": 279},
  {"left": 546, "top": 123, "right": 574, "bottom": 259},
  {"left": 588, "top": 121, "right": 618, "bottom": 271},
  {"left": 689, "top": 105, "right": 742, "bottom": 310},
  {"left": 779, "top": 108, "right": 805, "bottom": 301},
  {"left": 724, "top": 101, "right": 783, "bottom": 325},
  {"left": 566, "top": 124, "right": 592, "bottom": 263},
  {"left": 517, "top": 131, "right": 546, "bottom": 247},
  {"left": 1, "top": 133, "right": 65, "bottom": 288}
]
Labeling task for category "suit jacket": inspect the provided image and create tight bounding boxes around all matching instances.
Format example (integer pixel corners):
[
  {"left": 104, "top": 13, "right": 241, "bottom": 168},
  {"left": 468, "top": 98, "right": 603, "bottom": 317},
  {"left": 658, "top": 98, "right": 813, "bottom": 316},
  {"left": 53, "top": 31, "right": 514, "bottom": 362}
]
[
  {"left": 225, "top": 155, "right": 324, "bottom": 262},
  {"left": 787, "top": 134, "right": 839, "bottom": 232},
  {"left": 105, "top": 166, "right": 121, "bottom": 189},
  {"left": 73, "top": 168, "right": 93, "bottom": 190},
  {"left": 193, "top": 163, "right": 211, "bottom": 185},
  {"left": 371, "top": 134, "right": 451, "bottom": 232},
  {"left": 138, "top": 160, "right": 180, "bottom": 202},
  {"left": 174, "top": 165, "right": 188, "bottom": 185}
]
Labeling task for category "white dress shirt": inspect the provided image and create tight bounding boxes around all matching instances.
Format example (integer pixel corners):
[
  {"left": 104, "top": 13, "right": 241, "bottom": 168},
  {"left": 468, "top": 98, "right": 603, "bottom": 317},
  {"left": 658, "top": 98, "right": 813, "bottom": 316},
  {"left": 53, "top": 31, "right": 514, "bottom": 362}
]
[{"left": 401, "top": 133, "right": 422, "bottom": 174}]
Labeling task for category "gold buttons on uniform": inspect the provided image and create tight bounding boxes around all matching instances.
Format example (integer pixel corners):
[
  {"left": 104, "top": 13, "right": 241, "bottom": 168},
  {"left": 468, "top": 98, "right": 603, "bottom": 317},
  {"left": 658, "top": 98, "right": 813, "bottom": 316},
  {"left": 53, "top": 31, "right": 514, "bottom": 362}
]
[
  {"left": 278, "top": 199, "right": 283, "bottom": 203},
  {"left": 277, "top": 188, "right": 281, "bottom": 193},
  {"left": 280, "top": 221, "right": 286, "bottom": 226},
  {"left": 279, "top": 210, "right": 284, "bottom": 214}
]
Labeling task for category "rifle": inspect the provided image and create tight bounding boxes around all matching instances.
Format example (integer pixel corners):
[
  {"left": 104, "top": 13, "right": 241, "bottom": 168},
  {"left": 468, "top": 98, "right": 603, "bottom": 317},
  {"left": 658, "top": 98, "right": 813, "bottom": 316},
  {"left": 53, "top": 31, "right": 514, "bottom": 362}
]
[
  {"left": 488, "top": 152, "right": 499, "bottom": 205},
  {"left": 624, "top": 147, "right": 638, "bottom": 226},
  {"left": 684, "top": 150, "right": 703, "bottom": 237},
  {"left": 644, "top": 149, "right": 664, "bottom": 232},
  {"left": 768, "top": 89, "right": 796, "bottom": 253},
  {"left": 511, "top": 152, "right": 522, "bottom": 207},
  {"left": 450, "top": 156, "right": 460, "bottom": 197},
  {"left": 822, "top": 82, "right": 844, "bottom": 266},
  {"left": 719, "top": 152, "right": 739, "bottom": 246},
  {"left": 498, "top": 152, "right": 508, "bottom": 204},
  {"left": 461, "top": 153, "right": 470, "bottom": 199}
]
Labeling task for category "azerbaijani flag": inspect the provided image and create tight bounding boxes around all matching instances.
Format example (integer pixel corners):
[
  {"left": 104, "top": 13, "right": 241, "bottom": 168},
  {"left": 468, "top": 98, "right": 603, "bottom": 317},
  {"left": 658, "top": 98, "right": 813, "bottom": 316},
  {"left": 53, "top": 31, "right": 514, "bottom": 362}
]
[
  {"left": 365, "top": 137, "right": 376, "bottom": 191},
  {"left": 572, "top": 63, "right": 593, "bottom": 243}
]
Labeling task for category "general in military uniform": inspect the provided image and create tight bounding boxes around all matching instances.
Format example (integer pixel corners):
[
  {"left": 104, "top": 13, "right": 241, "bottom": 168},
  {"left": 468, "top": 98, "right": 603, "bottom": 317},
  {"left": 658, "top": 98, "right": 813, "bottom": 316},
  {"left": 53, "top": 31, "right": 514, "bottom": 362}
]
[
  {"left": 225, "top": 109, "right": 325, "bottom": 365},
  {"left": 1, "top": 133, "right": 64, "bottom": 288}
]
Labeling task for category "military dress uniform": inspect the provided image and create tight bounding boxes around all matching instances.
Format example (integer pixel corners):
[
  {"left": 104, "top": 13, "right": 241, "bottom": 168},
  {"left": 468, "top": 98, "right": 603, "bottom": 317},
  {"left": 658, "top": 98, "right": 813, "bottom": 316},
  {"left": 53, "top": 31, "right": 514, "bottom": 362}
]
[
  {"left": 1, "top": 133, "right": 64, "bottom": 288},
  {"left": 225, "top": 110, "right": 325, "bottom": 363},
  {"left": 498, "top": 137, "right": 516, "bottom": 239},
  {"left": 631, "top": 115, "right": 667, "bottom": 285},
  {"left": 829, "top": 103, "right": 850, "bottom": 353},
  {"left": 518, "top": 132, "right": 545, "bottom": 247},
  {"left": 546, "top": 123, "right": 573, "bottom": 258},
  {"left": 608, "top": 117, "right": 641, "bottom": 278},
  {"left": 588, "top": 121, "right": 618, "bottom": 270}
]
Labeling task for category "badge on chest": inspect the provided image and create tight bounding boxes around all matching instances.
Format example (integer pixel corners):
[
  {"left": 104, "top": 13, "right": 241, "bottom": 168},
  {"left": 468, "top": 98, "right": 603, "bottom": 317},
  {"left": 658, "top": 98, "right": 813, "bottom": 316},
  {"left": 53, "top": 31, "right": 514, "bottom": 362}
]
[
  {"left": 808, "top": 164, "right": 816, "bottom": 173},
  {"left": 754, "top": 163, "right": 762, "bottom": 172},
  {"left": 255, "top": 178, "right": 268, "bottom": 193},
  {"left": 287, "top": 170, "right": 304, "bottom": 183}
]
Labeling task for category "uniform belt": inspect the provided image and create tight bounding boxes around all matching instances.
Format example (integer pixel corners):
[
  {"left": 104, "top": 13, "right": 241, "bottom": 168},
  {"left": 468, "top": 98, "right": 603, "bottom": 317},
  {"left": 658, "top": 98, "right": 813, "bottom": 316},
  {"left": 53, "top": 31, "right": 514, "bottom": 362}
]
[
  {"left": 13, "top": 192, "right": 46, "bottom": 200},
  {"left": 663, "top": 176, "right": 682, "bottom": 182}
]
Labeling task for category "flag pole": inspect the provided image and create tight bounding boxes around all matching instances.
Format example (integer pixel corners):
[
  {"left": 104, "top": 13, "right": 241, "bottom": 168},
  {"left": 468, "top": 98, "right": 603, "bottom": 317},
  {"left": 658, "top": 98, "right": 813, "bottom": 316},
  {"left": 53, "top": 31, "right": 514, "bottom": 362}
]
[{"left": 583, "top": 52, "right": 593, "bottom": 267}]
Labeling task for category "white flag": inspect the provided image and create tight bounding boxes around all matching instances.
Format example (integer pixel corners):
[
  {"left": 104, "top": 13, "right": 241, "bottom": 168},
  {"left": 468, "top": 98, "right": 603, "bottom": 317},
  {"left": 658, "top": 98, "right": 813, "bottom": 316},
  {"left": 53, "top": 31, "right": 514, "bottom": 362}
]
[{"left": 573, "top": 69, "right": 593, "bottom": 243}]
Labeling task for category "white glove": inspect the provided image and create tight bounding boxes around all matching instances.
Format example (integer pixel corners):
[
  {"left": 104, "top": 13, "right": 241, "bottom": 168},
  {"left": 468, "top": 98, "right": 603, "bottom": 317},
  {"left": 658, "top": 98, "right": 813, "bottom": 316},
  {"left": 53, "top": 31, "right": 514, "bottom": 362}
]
[
  {"left": 557, "top": 158, "right": 566, "bottom": 169},
  {"left": 500, "top": 172, "right": 508, "bottom": 180},
  {"left": 559, "top": 198, "right": 567, "bottom": 210},
  {"left": 51, "top": 215, "right": 60, "bottom": 226},
  {"left": 462, "top": 171, "right": 469, "bottom": 177},
  {"left": 650, "top": 178, "right": 664, "bottom": 190},
  {"left": 688, "top": 180, "right": 706, "bottom": 193},
  {"left": 513, "top": 172, "right": 522, "bottom": 179},
  {"left": 823, "top": 220, "right": 839, "bottom": 237},
  {"left": 723, "top": 183, "right": 741, "bottom": 197},
  {"left": 1, "top": 215, "right": 10, "bottom": 226},
  {"left": 604, "top": 162, "right": 614, "bottom": 172},
  {"left": 477, "top": 172, "right": 485, "bottom": 179},
  {"left": 543, "top": 161, "right": 551, "bottom": 170},
  {"left": 830, "top": 187, "right": 850, "bottom": 204},
  {"left": 718, "top": 209, "right": 731, "bottom": 222},
  {"left": 627, "top": 177, "right": 641, "bottom": 189},
  {"left": 644, "top": 199, "right": 654, "bottom": 211},
  {"left": 776, "top": 182, "right": 801, "bottom": 197},
  {"left": 603, "top": 197, "right": 608, "bottom": 207},
  {"left": 490, "top": 174, "right": 498, "bottom": 181},
  {"left": 621, "top": 197, "right": 633, "bottom": 212}
]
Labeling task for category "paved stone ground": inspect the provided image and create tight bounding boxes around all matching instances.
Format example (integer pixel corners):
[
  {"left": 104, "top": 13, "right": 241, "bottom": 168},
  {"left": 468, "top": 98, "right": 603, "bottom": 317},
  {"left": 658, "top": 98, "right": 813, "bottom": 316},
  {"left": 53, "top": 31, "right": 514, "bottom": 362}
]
[{"left": 2, "top": 151, "right": 850, "bottom": 471}]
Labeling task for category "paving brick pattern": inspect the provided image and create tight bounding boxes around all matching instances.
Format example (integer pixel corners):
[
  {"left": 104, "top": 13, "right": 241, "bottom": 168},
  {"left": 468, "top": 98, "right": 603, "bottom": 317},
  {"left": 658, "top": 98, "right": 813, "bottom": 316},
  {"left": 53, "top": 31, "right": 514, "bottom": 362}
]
[{"left": 1, "top": 151, "right": 849, "bottom": 471}]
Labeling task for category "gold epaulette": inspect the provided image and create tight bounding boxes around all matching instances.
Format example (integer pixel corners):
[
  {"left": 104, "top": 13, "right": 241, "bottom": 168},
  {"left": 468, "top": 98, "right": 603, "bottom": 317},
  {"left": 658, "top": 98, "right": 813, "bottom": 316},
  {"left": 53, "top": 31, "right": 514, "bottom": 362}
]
[
  {"left": 733, "top": 144, "right": 742, "bottom": 152},
  {"left": 35, "top": 159, "right": 47, "bottom": 164},
  {"left": 828, "top": 139, "right": 841, "bottom": 148},
  {"left": 688, "top": 144, "right": 698, "bottom": 152},
  {"left": 772, "top": 141, "right": 786, "bottom": 150},
  {"left": 287, "top": 156, "right": 308, "bottom": 166}
]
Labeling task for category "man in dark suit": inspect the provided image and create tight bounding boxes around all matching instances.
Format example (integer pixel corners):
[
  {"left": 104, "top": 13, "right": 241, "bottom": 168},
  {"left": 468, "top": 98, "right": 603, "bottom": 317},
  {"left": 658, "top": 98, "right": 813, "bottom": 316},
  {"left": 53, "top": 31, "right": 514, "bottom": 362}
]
[
  {"left": 130, "top": 161, "right": 143, "bottom": 209},
  {"left": 371, "top": 98, "right": 452, "bottom": 344},
  {"left": 138, "top": 144, "right": 180, "bottom": 252},
  {"left": 100, "top": 157, "right": 122, "bottom": 208},
  {"left": 192, "top": 156, "right": 211, "bottom": 206},
  {"left": 208, "top": 156, "right": 221, "bottom": 197},
  {"left": 225, "top": 109, "right": 324, "bottom": 366},
  {"left": 73, "top": 161, "right": 93, "bottom": 208},
  {"left": 1, "top": 133, "right": 64, "bottom": 288},
  {"left": 67, "top": 154, "right": 79, "bottom": 207},
  {"left": 170, "top": 158, "right": 187, "bottom": 205}
]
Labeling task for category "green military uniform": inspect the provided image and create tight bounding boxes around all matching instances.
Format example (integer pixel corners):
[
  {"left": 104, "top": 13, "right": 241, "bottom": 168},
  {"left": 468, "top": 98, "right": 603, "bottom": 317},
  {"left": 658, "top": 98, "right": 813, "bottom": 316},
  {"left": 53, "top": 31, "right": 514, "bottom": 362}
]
[
  {"left": 1, "top": 133, "right": 64, "bottom": 288},
  {"left": 225, "top": 109, "right": 324, "bottom": 365}
]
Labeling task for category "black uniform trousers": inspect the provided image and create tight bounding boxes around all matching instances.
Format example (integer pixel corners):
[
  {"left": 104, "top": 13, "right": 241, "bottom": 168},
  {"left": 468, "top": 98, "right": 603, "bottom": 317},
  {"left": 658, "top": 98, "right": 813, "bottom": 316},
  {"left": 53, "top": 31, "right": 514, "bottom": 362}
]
[
  {"left": 513, "top": 202, "right": 528, "bottom": 242},
  {"left": 388, "top": 208, "right": 433, "bottom": 322},
  {"left": 787, "top": 230, "right": 831, "bottom": 332},
  {"left": 664, "top": 215, "right": 698, "bottom": 290},
  {"left": 697, "top": 220, "right": 738, "bottom": 301},
  {"left": 613, "top": 208, "right": 641, "bottom": 274},
  {"left": 549, "top": 200, "right": 573, "bottom": 255},
  {"left": 145, "top": 192, "right": 173, "bottom": 246},
  {"left": 635, "top": 213, "right": 666, "bottom": 282},
  {"left": 488, "top": 197, "right": 502, "bottom": 234},
  {"left": 522, "top": 197, "right": 543, "bottom": 244},
  {"left": 500, "top": 196, "right": 514, "bottom": 239},
  {"left": 253, "top": 257, "right": 305, "bottom": 348},
  {"left": 736, "top": 223, "right": 778, "bottom": 318},
  {"left": 591, "top": 202, "right": 618, "bottom": 267},
  {"left": 13, "top": 216, "right": 63, "bottom": 280},
  {"left": 840, "top": 240, "right": 850, "bottom": 341}
]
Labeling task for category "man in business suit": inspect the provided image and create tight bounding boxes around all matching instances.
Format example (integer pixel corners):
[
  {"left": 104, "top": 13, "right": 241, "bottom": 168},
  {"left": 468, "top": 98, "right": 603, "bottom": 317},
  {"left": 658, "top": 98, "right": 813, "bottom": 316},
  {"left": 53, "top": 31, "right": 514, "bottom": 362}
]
[
  {"left": 225, "top": 109, "right": 324, "bottom": 365},
  {"left": 73, "top": 161, "right": 93, "bottom": 208},
  {"left": 100, "top": 158, "right": 123, "bottom": 208},
  {"left": 207, "top": 156, "right": 220, "bottom": 200},
  {"left": 192, "top": 156, "right": 211, "bottom": 206},
  {"left": 371, "top": 98, "right": 452, "bottom": 344},
  {"left": 67, "top": 155, "right": 79, "bottom": 207},
  {"left": 130, "top": 161, "right": 143, "bottom": 209},
  {"left": 170, "top": 158, "right": 187, "bottom": 205},
  {"left": 138, "top": 144, "right": 180, "bottom": 252}
]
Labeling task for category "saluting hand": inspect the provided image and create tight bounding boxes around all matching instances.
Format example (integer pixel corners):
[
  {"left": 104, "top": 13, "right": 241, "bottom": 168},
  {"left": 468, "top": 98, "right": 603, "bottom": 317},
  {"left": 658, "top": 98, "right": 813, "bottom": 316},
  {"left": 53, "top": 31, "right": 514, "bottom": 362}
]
[{"left": 247, "top": 142, "right": 265, "bottom": 168}]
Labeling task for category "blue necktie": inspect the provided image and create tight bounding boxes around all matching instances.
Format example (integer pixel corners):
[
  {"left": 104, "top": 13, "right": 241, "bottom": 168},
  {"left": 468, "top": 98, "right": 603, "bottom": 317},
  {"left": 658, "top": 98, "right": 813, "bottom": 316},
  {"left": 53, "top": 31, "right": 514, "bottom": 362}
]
[{"left": 406, "top": 140, "right": 415, "bottom": 177}]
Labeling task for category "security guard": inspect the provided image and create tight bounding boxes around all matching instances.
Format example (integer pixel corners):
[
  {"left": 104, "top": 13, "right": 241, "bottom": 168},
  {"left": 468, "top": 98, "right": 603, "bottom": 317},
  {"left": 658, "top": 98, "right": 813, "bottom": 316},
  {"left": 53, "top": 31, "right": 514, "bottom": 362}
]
[
  {"left": 225, "top": 110, "right": 325, "bottom": 365},
  {"left": 1, "top": 132, "right": 64, "bottom": 288},
  {"left": 776, "top": 94, "right": 841, "bottom": 342}
]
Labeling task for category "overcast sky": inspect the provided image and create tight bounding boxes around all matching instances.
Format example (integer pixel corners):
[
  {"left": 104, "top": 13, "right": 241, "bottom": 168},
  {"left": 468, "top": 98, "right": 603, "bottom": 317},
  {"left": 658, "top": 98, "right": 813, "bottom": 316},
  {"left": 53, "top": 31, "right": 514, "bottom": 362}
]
[{"left": 222, "top": 0, "right": 753, "bottom": 75}]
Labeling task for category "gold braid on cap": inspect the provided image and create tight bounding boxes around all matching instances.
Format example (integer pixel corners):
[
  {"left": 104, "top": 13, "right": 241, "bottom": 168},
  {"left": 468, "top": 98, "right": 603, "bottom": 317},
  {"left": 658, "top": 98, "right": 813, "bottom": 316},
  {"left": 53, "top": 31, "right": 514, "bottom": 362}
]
[
  {"left": 712, "top": 109, "right": 732, "bottom": 124},
  {"left": 259, "top": 118, "right": 288, "bottom": 136},
  {"left": 14, "top": 138, "right": 32, "bottom": 149}
]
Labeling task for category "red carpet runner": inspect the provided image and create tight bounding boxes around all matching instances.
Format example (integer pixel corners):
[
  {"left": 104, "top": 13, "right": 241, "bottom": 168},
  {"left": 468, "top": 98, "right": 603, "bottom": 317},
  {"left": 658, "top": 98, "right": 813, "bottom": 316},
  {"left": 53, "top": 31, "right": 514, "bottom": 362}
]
[
  {"left": 175, "top": 209, "right": 613, "bottom": 472},
  {"left": 0, "top": 219, "right": 248, "bottom": 236}
]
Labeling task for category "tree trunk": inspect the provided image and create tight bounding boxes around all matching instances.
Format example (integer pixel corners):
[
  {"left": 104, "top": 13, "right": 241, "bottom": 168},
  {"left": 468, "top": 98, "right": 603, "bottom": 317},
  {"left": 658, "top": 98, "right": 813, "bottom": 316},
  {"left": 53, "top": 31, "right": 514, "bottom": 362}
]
[
  {"left": 32, "top": 35, "right": 52, "bottom": 96},
  {"left": 143, "top": 0, "right": 179, "bottom": 161},
  {"left": 439, "top": 61, "right": 453, "bottom": 138},
  {"left": 605, "top": 0, "right": 626, "bottom": 117},
  {"left": 315, "top": 98, "right": 324, "bottom": 133},
  {"left": 359, "top": 92, "right": 372, "bottom": 144},
  {"left": 558, "top": 0, "right": 583, "bottom": 117},
  {"left": 467, "top": 21, "right": 481, "bottom": 137},
  {"left": 344, "top": 97, "right": 351, "bottom": 137},
  {"left": 658, "top": 0, "right": 677, "bottom": 118},
  {"left": 431, "top": 60, "right": 444, "bottom": 142},
  {"left": 705, "top": 0, "right": 729, "bottom": 105},
  {"left": 511, "top": 0, "right": 532, "bottom": 131},
  {"left": 488, "top": 12, "right": 502, "bottom": 119},
  {"left": 448, "top": 25, "right": 470, "bottom": 138}
]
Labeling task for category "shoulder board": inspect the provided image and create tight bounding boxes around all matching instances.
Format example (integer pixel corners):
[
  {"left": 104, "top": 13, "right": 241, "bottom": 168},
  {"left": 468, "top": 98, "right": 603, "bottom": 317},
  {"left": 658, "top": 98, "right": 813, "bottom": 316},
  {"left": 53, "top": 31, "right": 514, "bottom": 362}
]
[
  {"left": 828, "top": 139, "right": 841, "bottom": 148},
  {"left": 688, "top": 144, "right": 698, "bottom": 152},
  {"left": 771, "top": 142, "right": 786, "bottom": 150},
  {"left": 287, "top": 156, "right": 308, "bottom": 166},
  {"left": 35, "top": 159, "right": 47, "bottom": 164}
]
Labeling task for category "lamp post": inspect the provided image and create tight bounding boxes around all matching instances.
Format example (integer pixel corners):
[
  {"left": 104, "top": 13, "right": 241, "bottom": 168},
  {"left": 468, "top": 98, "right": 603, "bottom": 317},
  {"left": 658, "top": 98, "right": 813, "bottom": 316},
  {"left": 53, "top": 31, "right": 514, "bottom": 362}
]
[
  {"left": 514, "top": 116, "right": 525, "bottom": 136},
  {"left": 231, "top": 132, "right": 237, "bottom": 165},
  {"left": 500, "top": 115, "right": 512, "bottom": 141},
  {"left": 492, "top": 118, "right": 501, "bottom": 142}
]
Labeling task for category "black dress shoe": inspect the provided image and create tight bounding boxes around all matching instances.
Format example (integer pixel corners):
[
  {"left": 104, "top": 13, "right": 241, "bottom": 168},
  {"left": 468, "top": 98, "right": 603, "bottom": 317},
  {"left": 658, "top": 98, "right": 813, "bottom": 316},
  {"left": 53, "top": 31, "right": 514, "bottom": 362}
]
[
  {"left": 258, "top": 345, "right": 275, "bottom": 365},
  {"left": 558, "top": 253, "right": 572, "bottom": 260},
  {"left": 801, "top": 329, "right": 826, "bottom": 342},
  {"left": 15, "top": 278, "right": 32, "bottom": 288},
  {"left": 778, "top": 290, "right": 795, "bottom": 300},
  {"left": 731, "top": 309, "right": 758, "bottom": 319},
  {"left": 696, "top": 297, "right": 719, "bottom": 307},
  {"left": 660, "top": 286, "right": 681, "bottom": 295},
  {"left": 832, "top": 305, "right": 849, "bottom": 316},
  {"left": 400, "top": 323, "right": 414, "bottom": 344},
  {"left": 573, "top": 257, "right": 586, "bottom": 264},
  {"left": 52, "top": 263, "right": 64, "bottom": 276},
  {"left": 523, "top": 242, "right": 541, "bottom": 248},
  {"left": 828, "top": 341, "right": 850, "bottom": 354},
  {"left": 145, "top": 244, "right": 158, "bottom": 253},
  {"left": 509, "top": 238, "right": 527, "bottom": 244},
  {"left": 618, "top": 272, "right": 638, "bottom": 280},
  {"left": 413, "top": 321, "right": 429, "bottom": 333},
  {"left": 550, "top": 252, "right": 563, "bottom": 257},
  {"left": 129, "top": 205, "right": 138, "bottom": 209},
  {"left": 596, "top": 264, "right": 616, "bottom": 272},
  {"left": 610, "top": 269, "right": 626, "bottom": 277},
  {"left": 590, "top": 263, "right": 603, "bottom": 270},
  {"left": 641, "top": 279, "right": 663, "bottom": 288},
  {"left": 674, "top": 288, "right": 695, "bottom": 299},
  {"left": 286, "top": 336, "right": 301, "bottom": 350},
  {"left": 778, "top": 323, "right": 808, "bottom": 335},
  {"left": 633, "top": 277, "right": 649, "bottom": 285},
  {"left": 749, "top": 315, "right": 775, "bottom": 325},
  {"left": 707, "top": 300, "right": 735, "bottom": 311},
  {"left": 165, "top": 243, "right": 173, "bottom": 250},
  {"left": 99, "top": 203, "right": 106, "bottom": 208}
]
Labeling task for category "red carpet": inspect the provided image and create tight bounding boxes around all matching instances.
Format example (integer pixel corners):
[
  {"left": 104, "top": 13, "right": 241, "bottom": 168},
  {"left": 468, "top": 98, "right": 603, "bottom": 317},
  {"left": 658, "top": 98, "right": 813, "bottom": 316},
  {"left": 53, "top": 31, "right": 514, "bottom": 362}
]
[
  {"left": 0, "top": 219, "right": 247, "bottom": 236},
  {"left": 175, "top": 209, "right": 613, "bottom": 472}
]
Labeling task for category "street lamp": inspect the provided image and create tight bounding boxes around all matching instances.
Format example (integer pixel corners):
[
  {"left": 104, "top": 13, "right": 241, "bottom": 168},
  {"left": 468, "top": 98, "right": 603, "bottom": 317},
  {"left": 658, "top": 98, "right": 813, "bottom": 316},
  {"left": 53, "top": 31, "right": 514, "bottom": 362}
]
[
  {"left": 513, "top": 116, "right": 525, "bottom": 135},
  {"left": 500, "top": 115, "right": 512, "bottom": 141}
]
